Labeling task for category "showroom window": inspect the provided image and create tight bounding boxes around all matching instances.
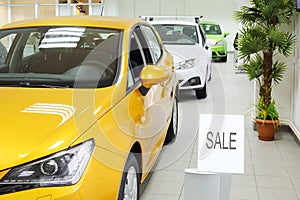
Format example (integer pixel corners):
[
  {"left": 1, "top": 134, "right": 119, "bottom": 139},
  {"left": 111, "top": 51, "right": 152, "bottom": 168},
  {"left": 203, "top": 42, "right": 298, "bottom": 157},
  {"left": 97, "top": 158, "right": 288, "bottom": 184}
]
[{"left": 0, "top": 0, "right": 104, "bottom": 26}]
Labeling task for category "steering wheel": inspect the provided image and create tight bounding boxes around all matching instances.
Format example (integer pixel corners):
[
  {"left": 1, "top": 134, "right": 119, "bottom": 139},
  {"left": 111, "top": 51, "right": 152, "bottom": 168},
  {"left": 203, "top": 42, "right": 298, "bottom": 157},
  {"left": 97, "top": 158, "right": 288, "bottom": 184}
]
[
  {"left": 81, "top": 60, "right": 115, "bottom": 76},
  {"left": 64, "top": 60, "right": 115, "bottom": 77}
]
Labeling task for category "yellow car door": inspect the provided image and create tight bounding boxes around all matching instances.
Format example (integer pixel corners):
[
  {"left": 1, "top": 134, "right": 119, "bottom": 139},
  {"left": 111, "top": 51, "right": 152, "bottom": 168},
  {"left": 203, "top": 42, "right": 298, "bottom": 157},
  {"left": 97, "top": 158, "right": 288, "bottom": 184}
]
[{"left": 125, "top": 24, "right": 174, "bottom": 176}]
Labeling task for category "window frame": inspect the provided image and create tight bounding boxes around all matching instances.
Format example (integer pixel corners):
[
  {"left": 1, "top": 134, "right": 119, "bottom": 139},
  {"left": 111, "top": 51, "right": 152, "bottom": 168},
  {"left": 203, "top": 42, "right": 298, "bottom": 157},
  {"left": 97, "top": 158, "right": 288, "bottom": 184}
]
[
  {"left": 127, "top": 25, "right": 149, "bottom": 91},
  {"left": 126, "top": 23, "right": 165, "bottom": 93},
  {"left": 198, "top": 25, "right": 207, "bottom": 47},
  {"left": 140, "top": 24, "right": 163, "bottom": 64}
]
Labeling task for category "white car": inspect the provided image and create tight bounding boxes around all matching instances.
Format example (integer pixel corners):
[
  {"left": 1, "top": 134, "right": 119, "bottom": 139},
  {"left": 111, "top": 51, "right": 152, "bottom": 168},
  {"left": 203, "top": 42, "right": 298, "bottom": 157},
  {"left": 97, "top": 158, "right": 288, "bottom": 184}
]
[{"left": 146, "top": 16, "right": 212, "bottom": 99}]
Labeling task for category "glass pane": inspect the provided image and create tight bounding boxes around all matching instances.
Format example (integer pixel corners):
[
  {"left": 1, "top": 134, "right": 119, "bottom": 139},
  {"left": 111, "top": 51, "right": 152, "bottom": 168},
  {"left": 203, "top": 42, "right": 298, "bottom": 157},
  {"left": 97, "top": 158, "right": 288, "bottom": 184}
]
[
  {"left": 39, "top": 0, "right": 56, "bottom": 4},
  {"left": 58, "top": 5, "right": 69, "bottom": 16},
  {"left": 0, "top": 33, "right": 17, "bottom": 65},
  {"left": 0, "top": 6, "right": 8, "bottom": 27},
  {"left": 11, "top": 6, "right": 35, "bottom": 22},
  {"left": 0, "top": 0, "right": 8, "bottom": 4},
  {"left": 39, "top": 6, "right": 56, "bottom": 17},
  {"left": 23, "top": 32, "right": 42, "bottom": 58},
  {"left": 70, "top": 4, "right": 76, "bottom": 15},
  {"left": 11, "top": 0, "right": 35, "bottom": 4},
  {"left": 91, "top": 4, "right": 102, "bottom": 15},
  {"left": 140, "top": 26, "right": 162, "bottom": 63}
]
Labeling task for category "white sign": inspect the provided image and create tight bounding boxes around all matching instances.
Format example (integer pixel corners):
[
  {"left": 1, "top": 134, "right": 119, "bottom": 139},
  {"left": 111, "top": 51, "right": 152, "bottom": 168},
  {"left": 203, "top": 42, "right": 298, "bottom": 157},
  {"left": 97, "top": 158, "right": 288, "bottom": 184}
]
[{"left": 197, "top": 114, "right": 244, "bottom": 174}]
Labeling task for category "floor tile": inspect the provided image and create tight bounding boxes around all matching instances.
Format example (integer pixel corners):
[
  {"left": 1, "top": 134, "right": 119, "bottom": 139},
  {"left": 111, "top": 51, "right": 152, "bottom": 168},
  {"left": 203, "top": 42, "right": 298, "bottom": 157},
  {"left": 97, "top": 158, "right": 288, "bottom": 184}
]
[
  {"left": 283, "top": 157, "right": 300, "bottom": 167},
  {"left": 256, "top": 176, "right": 293, "bottom": 189},
  {"left": 275, "top": 131, "right": 296, "bottom": 141},
  {"left": 150, "top": 170, "right": 185, "bottom": 183},
  {"left": 291, "top": 178, "right": 300, "bottom": 199},
  {"left": 291, "top": 177, "right": 300, "bottom": 189},
  {"left": 276, "top": 139, "right": 299, "bottom": 148},
  {"left": 188, "top": 160, "right": 197, "bottom": 168},
  {"left": 278, "top": 146, "right": 300, "bottom": 159},
  {"left": 140, "top": 53, "right": 300, "bottom": 200},
  {"left": 251, "top": 155, "right": 285, "bottom": 166},
  {"left": 244, "top": 165, "right": 255, "bottom": 175},
  {"left": 140, "top": 194, "right": 179, "bottom": 200},
  {"left": 230, "top": 186, "right": 258, "bottom": 200},
  {"left": 244, "top": 155, "right": 253, "bottom": 165},
  {"left": 250, "top": 146, "right": 281, "bottom": 159},
  {"left": 143, "top": 180, "right": 183, "bottom": 196},
  {"left": 231, "top": 174, "right": 256, "bottom": 187},
  {"left": 258, "top": 188, "right": 298, "bottom": 200},
  {"left": 156, "top": 160, "right": 189, "bottom": 171},
  {"left": 287, "top": 166, "right": 300, "bottom": 178},
  {"left": 253, "top": 165, "right": 288, "bottom": 177}
]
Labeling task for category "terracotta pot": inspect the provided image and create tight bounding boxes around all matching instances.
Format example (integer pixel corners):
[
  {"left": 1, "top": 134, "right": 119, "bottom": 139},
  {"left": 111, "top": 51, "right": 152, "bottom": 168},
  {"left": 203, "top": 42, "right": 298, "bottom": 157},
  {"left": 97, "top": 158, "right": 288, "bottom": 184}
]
[{"left": 254, "top": 118, "right": 279, "bottom": 141}]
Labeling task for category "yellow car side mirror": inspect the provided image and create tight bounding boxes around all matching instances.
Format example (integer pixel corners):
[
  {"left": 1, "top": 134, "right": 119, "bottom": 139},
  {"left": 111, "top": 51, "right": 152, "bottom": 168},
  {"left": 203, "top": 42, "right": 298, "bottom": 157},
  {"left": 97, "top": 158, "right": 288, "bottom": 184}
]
[{"left": 140, "top": 65, "right": 170, "bottom": 88}]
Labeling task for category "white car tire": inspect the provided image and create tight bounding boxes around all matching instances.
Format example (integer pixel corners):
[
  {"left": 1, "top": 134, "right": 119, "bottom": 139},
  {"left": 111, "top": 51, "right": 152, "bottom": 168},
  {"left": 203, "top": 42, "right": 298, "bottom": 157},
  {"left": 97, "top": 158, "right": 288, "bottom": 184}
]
[{"left": 195, "top": 83, "right": 207, "bottom": 99}]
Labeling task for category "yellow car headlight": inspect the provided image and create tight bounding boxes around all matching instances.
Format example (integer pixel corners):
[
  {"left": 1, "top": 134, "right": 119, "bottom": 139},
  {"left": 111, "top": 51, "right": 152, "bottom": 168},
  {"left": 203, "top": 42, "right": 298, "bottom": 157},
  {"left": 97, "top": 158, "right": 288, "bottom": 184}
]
[{"left": 0, "top": 139, "right": 95, "bottom": 195}]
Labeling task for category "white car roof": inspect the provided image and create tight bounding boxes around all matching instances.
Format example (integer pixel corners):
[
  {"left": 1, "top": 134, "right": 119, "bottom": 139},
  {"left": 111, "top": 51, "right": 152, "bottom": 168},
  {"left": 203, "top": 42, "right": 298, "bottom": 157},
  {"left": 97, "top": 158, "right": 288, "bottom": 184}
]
[{"left": 150, "top": 20, "right": 198, "bottom": 26}]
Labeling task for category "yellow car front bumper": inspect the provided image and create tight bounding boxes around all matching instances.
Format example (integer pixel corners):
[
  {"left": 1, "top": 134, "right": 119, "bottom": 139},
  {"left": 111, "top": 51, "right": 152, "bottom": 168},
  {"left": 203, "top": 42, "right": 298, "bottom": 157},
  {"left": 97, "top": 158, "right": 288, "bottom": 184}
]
[{"left": 0, "top": 149, "right": 124, "bottom": 200}]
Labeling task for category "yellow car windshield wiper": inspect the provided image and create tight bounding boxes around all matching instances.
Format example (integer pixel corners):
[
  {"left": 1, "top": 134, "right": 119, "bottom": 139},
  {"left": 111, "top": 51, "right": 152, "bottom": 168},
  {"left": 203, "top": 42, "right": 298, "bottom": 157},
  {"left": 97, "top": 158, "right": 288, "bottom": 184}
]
[{"left": 19, "top": 81, "right": 70, "bottom": 88}]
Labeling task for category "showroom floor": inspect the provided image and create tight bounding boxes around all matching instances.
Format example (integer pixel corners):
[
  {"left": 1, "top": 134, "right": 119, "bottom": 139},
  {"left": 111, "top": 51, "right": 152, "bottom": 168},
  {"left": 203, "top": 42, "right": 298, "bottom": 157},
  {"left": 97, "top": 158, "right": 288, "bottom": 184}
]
[{"left": 140, "top": 53, "right": 300, "bottom": 200}]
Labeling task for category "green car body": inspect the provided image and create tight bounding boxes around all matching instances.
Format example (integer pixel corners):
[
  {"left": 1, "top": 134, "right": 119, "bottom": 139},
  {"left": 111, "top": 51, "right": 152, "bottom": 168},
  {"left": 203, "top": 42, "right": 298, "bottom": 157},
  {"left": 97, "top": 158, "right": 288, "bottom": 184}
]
[{"left": 200, "top": 21, "right": 229, "bottom": 62}]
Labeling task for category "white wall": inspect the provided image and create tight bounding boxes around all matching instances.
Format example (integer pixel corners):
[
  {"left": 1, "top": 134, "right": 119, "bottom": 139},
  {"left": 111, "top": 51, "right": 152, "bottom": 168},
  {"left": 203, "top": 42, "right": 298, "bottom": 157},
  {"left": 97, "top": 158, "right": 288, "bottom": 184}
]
[
  {"left": 182, "top": 0, "right": 239, "bottom": 52},
  {"left": 103, "top": 0, "right": 120, "bottom": 16},
  {"left": 293, "top": 14, "right": 300, "bottom": 132},
  {"left": 272, "top": 14, "right": 300, "bottom": 136},
  {"left": 273, "top": 53, "right": 293, "bottom": 121},
  {"left": 104, "top": 0, "right": 243, "bottom": 51}
]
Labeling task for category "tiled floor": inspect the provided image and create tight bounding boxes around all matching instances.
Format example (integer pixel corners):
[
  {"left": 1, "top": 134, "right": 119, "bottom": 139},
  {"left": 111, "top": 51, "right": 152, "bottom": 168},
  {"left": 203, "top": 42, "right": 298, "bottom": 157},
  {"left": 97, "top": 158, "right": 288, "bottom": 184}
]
[{"left": 140, "top": 53, "right": 300, "bottom": 200}]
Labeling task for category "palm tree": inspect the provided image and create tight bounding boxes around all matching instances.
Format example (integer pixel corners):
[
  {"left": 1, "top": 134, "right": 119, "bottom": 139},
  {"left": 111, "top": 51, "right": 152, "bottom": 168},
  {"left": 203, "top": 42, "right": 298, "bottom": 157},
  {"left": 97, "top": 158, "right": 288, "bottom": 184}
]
[{"left": 233, "top": 0, "right": 296, "bottom": 121}]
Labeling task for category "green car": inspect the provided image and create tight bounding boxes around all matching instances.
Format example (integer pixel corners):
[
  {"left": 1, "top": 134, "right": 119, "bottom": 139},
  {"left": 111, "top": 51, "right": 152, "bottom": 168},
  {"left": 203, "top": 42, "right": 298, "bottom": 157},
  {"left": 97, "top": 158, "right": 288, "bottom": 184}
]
[{"left": 200, "top": 21, "right": 229, "bottom": 62}]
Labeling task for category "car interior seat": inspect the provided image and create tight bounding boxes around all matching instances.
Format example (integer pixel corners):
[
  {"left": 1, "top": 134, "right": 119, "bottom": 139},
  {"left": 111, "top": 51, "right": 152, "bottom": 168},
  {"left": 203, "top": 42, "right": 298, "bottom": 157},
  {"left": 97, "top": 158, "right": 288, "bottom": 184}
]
[{"left": 182, "top": 26, "right": 196, "bottom": 41}]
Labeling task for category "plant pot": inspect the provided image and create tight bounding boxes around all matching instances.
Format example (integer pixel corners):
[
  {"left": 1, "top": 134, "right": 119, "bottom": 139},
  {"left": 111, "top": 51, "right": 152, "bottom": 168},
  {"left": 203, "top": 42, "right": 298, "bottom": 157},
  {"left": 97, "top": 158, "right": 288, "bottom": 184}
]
[{"left": 254, "top": 118, "right": 279, "bottom": 141}]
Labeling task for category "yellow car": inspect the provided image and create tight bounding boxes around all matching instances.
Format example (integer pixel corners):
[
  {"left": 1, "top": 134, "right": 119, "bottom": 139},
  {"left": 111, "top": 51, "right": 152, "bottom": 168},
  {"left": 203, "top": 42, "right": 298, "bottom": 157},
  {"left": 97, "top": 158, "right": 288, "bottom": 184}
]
[{"left": 0, "top": 16, "right": 178, "bottom": 199}]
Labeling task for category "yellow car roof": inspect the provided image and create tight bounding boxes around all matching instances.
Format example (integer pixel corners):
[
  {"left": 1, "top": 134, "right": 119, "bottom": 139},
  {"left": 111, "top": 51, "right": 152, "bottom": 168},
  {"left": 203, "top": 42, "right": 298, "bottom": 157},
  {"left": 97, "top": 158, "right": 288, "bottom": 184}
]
[{"left": 0, "top": 16, "right": 143, "bottom": 30}]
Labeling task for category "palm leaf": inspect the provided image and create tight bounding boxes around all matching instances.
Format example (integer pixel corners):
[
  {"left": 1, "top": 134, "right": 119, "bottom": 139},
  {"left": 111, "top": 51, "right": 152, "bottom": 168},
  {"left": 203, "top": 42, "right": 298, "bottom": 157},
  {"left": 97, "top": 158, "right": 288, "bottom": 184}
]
[
  {"left": 242, "top": 54, "right": 263, "bottom": 81},
  {"left": 238, "top": 26, "right": 268, "bottom": 59},
  {"left": 268, "top": 27, "right": 296, "bottom": 57},
  {"left": 271, "top": 61, "right": 287, "bottom": 85}
]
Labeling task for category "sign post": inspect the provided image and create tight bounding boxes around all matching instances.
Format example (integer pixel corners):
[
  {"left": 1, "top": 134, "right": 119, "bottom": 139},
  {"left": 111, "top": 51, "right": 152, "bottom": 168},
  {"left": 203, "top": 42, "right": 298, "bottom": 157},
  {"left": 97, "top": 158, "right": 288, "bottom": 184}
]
[{"left": 184, "top": 114, "right": 244, "bottom": 200}]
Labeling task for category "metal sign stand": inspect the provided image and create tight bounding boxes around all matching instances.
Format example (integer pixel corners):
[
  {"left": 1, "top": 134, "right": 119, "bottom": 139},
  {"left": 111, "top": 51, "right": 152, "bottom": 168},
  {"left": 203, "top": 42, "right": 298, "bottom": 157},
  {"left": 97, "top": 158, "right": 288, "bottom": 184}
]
[{"left": 184, "top": 168, "right": 232, "bottom": 200}]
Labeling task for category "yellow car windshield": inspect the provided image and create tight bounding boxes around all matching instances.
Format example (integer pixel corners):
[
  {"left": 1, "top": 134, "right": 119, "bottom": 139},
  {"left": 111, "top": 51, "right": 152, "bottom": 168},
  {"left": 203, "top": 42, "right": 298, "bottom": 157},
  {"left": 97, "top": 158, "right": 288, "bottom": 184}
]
[{"left": 0, "top": 26, "right": 121, "bottom": 88}]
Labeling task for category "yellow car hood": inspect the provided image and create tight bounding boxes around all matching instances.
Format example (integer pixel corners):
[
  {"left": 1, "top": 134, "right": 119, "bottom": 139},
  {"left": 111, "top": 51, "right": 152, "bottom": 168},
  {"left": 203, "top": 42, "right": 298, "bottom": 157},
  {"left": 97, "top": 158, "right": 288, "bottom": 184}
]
[{"left": 0, "top": 87, "right": 113, "bottom": 170}]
